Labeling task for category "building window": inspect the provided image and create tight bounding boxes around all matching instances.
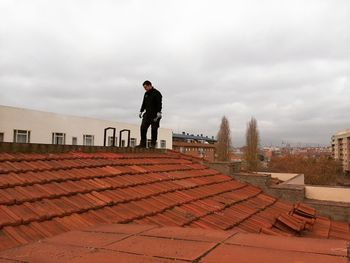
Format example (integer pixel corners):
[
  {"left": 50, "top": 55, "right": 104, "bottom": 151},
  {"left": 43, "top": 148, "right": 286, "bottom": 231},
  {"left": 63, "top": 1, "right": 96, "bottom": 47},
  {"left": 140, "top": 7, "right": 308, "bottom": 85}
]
[
  {"left": 83, "top": 135, "right": 94, "bottom": 146},
  {"left": 121, "top": 140, "right": 126, "bottom": 147},
  {"left": 108, "top": 136, "right": 117, "bottom": 146},
  {"left": 160, "top": 140, "right": 166, "bottom": 149},
  {"left": 180, "top": 147, "right": 185, "bottom": 153},
  {"left": 14, "top": 130, "right": 31, "bottom": 143},
  {"left": 72, "top": 137, "right": 77, "bottom": 145},
  {"left": 0, "top": 132, "right": 4, "bottom": 142},
  {"left": 52, "top": 133, "right": 66, "bottom": 145},
  {"left": 130, "top": 138, "right": 137, "bottom": 147}
]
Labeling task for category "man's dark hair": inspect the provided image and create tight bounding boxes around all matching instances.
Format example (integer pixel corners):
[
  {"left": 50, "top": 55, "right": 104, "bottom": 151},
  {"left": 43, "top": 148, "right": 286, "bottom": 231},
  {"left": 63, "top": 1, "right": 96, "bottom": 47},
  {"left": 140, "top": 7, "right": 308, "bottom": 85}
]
[{"left": 143, "top": 80, "right": 152, "bottom": 86}]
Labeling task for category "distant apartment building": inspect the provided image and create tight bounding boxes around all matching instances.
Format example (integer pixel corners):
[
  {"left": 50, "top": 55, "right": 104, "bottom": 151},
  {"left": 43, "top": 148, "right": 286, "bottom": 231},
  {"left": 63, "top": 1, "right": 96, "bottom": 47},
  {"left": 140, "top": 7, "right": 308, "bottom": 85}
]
[
  {"left": 0, "top": 105, "right": 172, "bottom": 149},
  {"left": 331, "top": 129, "right": 350, "bottom": 174},
  {"left": 172, "top": 132, "right": 216, "bottom": 161},
  {"left": 261, "top": 147, "right": 282, "bottom": 162}
]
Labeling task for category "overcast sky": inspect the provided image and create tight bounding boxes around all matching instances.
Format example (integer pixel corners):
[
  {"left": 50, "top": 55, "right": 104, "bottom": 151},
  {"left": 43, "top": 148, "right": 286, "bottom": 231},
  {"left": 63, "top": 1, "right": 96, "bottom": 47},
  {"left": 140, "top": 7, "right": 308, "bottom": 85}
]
[{"left": 1, "top": 0, "right": 349, "bottom": 146}]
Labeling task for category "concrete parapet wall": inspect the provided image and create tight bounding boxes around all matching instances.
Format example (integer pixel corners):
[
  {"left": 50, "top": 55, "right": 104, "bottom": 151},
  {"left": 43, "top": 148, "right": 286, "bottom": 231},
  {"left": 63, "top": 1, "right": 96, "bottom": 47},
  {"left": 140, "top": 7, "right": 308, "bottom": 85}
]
[
  {"left": 284, "top": 174, "right": 305, "bottom": 185},
  {"left": 306, "top": 186, "right": 350, "bottom": 203},
  {"left": 257, "top": 172, "right": 300, "bottom": 182},
  {"left": 0, "top": 142, "right": 166, "bottom": 154},
  {"left": 207, "top": 161, "right": 241, "bottom": 175},
  {"left": 233, "top": 173, "right": 305, "bottom": 203},
  {"left": 207, "top": 161, "right": 350, "bottom": 222}
]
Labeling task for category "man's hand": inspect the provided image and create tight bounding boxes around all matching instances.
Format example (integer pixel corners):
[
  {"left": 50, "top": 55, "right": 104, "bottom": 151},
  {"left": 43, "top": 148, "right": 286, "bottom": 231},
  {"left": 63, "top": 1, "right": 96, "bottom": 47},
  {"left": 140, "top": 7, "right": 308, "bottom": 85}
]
[
  {"left": 139, "top": 112, "right": 143, "bottom": 118},
  {"left": 153, "top": 112, "right": 162, "bottom": 122}
]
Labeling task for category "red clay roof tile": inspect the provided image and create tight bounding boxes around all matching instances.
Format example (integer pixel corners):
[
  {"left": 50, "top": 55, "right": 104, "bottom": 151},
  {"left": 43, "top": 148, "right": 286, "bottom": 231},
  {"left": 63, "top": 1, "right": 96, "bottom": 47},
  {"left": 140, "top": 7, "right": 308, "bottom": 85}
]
[
  {"left": 0, "top": 230, "right": 18, "bottom": 252},
  {"left": 143, "top": 225, "right": 232, "bottom": 242},
  {"left": 202, "top": 243, "right": 348, "bottom": 263},
  {"left": 46, "top": 230, "right": 129, "bottom": 248},
  {"left": 0, "top": 240, "right": 93, "bottom": 263},
  {"left": 73, "top": 250, "right": 189, "bottom": 263},
  {"left": 106, "top": 235, "right": 217, "bottom": 261},
  {"left": 0, "top": 149, "right": 350, "bottom": 253},
  {"left": 2, "top": 226, "right": 28, "bottom": 246}
]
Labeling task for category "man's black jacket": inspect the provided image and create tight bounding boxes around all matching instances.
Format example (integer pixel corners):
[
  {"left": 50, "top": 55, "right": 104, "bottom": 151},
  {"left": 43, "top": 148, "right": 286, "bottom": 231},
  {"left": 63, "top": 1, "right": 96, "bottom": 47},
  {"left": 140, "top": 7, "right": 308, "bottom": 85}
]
[{"left": 140, "top": 88, "right": 162, "bottom": 118}]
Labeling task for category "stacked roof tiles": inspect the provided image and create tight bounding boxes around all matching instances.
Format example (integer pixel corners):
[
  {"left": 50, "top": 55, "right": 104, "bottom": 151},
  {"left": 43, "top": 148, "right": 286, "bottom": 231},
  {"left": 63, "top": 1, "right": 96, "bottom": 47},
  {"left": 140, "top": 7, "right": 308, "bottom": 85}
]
[{"left": 0, "top": 150, "right": 349, "bottom": 252}]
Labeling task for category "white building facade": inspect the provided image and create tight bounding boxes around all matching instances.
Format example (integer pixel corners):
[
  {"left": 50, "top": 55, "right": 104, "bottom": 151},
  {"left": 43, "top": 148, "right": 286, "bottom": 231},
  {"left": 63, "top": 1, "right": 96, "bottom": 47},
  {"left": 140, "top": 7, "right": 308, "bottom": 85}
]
[
  {"left": 331, "top": 128, "right": 350, "bottom": 173},
  {"left": 0, "top": 105, "right": 172, "bottom": 149}
]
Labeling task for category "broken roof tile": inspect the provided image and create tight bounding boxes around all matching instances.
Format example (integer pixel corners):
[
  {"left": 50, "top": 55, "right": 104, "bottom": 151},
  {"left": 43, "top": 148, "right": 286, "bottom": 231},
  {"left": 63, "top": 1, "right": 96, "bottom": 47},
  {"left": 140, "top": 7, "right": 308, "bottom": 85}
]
[{"left": 275, "top": 213, "right": 306, "bottom": 233}]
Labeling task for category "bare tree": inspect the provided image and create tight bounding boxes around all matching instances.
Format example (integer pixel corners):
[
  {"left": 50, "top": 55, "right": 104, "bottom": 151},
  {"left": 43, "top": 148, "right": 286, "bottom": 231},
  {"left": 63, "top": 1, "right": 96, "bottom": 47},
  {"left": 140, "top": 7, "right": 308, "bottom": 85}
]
[
  {"left": 216, "top": 116, "right": 232, "bottom": 161},
  {"left": 268, "top": 154, "right": 342, "bottom": 185},
  {"left": 244, "top": 117, "right": 260, "bottom": 171}
]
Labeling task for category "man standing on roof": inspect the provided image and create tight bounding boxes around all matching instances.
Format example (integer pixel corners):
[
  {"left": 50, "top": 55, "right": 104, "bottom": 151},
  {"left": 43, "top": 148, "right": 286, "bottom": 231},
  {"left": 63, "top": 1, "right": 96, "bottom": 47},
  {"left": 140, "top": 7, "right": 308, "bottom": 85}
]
[{"left": 137, "top": 80, "right": 162, "bottom": 148}]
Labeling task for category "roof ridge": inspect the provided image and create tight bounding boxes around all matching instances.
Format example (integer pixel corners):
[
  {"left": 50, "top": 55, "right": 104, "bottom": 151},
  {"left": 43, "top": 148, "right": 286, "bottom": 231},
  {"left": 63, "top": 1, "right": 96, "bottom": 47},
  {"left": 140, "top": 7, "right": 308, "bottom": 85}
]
[
  {"left": 166, "top": 150, "right": 206, "bottom": 162},
  {"left": 0, "top": 159, "right": 195, "bottom": 176},
  {"left": 0, "top": 153, "right": 178, "bottom": 163}
]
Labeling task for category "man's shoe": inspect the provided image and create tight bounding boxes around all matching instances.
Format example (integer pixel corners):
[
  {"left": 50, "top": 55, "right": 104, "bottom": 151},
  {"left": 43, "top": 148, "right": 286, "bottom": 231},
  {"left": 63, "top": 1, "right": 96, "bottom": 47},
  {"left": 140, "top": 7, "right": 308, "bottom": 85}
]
[{"left": 149, "top": 143, "right": 156, "bottom": 149}]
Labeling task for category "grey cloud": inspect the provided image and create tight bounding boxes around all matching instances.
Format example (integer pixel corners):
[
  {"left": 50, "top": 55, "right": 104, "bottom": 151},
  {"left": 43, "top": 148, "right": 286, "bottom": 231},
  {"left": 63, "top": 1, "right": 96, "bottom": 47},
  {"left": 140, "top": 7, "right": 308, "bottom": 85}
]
[{"left": 1, "top": 0, "right": 350, "bottom": 146}]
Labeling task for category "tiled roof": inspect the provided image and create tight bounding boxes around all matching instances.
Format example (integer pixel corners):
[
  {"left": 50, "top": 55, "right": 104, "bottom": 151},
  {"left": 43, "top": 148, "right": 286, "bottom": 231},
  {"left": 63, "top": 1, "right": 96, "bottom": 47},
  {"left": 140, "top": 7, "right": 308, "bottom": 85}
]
[
  {"left": 173, "top": 141, "right": 216, "bottom": 148},
  {"left": 0, "top": 150, "right": 349, "bottom": 252},
  {"left": 0, "top": 224, "right": 348, "bottom": 262}
]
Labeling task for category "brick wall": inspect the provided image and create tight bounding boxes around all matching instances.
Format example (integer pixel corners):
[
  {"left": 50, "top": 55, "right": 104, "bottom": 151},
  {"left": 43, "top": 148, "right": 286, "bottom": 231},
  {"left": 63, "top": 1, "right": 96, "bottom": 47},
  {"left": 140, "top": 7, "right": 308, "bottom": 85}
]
[{"left": 172, "top": 142, "right": 216, "bottom": 162}]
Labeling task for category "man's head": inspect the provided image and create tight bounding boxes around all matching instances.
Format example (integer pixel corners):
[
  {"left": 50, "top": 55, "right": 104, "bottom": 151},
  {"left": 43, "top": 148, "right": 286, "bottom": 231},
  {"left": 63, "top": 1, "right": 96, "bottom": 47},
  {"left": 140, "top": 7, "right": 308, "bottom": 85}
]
[{"left": 143, "top": 80, "right": 153, "bottom": 91}]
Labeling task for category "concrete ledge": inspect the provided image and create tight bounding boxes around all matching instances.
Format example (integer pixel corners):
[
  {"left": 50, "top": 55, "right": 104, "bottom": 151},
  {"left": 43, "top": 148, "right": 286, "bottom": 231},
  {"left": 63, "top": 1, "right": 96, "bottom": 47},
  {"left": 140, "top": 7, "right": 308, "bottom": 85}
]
[
  {"left": 306, "top": 185, "right": 350, "bottom": 203},
  {"left": 258, "top": 172, "right": 305, "bottom": 185},
  {"left": 232, "top": 172, "right": 305, "bottom": 203},
  {"left": 258, "top": 172, "right": 300, "bottom": 182}
]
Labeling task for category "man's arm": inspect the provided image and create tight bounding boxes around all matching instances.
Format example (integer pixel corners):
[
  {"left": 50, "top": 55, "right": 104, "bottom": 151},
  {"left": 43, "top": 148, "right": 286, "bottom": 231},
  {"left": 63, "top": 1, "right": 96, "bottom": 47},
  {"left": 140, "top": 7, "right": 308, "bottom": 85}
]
[
  {"left": 155, "top": 91, "right": 162, "bottom": 113},
  {"left": 152, "top": 91, "right": 162, "bottom": 122},
  {"left": 140, "top": 94, "right": 146, "bottom": 112}
]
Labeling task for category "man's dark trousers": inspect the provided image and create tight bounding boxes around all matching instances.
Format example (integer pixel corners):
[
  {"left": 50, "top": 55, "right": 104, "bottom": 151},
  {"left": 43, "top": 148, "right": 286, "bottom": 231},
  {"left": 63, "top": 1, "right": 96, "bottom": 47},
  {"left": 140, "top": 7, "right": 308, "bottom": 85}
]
[{"left": 140, "top": 117, "right": 160, "bottom": 147}]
